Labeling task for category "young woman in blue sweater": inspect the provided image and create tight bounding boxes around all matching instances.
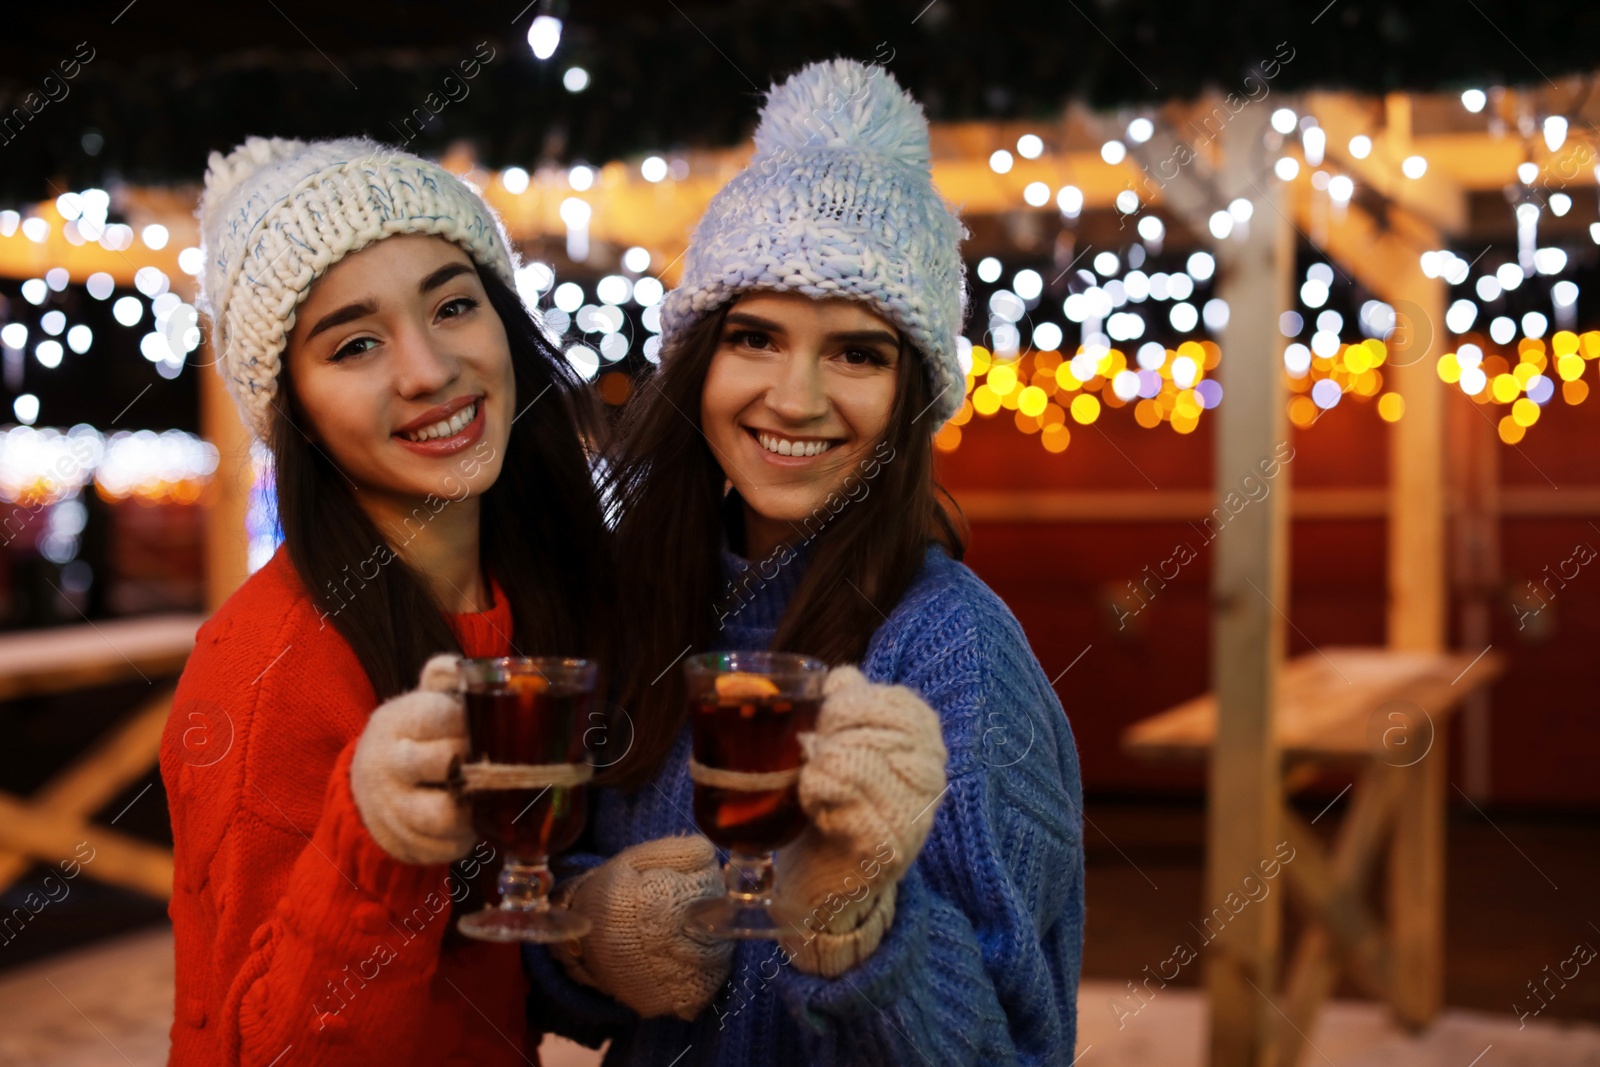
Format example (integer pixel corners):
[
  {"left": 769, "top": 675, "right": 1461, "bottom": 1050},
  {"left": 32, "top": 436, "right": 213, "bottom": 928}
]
[{"left": 524, "top": 58, "right": 1085, "bottom": 1065}]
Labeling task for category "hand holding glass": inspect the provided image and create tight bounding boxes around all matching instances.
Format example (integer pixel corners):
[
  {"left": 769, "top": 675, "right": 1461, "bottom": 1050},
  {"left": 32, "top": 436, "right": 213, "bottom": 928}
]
[
  {"left": 455, "top": 656, "right": 596, "bottom": 943},
  {"left": 683, "top": 651, "right": 825, "bottom": 939}
]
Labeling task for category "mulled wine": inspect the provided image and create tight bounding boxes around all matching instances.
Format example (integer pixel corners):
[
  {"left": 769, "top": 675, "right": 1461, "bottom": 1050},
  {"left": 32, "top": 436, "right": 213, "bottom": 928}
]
[
  {"left": 682, "top": 651, "right": 828, "bottom": 940},
  {"left": 463, "top": 676, "right": 591, "bottom": 857},
  {"left": 691, "top": 692, "right": 819, "bottom": 854},
  {"left": 455, "top": 656, "right": 597, "bottom": 944}
]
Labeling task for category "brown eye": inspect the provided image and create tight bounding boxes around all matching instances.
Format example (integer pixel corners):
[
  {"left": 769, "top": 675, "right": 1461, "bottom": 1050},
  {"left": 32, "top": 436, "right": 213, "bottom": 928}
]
[
  {"left": 728, "top": 330, "right": 772, "bottom": 350},
  {"left": 331, "top": 336, "right": 379, "bottom": 363}
]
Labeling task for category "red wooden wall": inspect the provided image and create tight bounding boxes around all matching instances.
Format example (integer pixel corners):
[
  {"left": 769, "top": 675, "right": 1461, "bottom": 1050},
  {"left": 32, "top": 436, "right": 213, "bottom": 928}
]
[{"left": 937, "top": 386, "right": 1600, "bottom": 811}]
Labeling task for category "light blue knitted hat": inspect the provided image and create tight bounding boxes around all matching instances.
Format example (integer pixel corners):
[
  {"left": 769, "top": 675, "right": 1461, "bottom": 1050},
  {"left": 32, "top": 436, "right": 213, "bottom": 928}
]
[{"left": 659, "top": 58, "right": 970, "bottom": 426}]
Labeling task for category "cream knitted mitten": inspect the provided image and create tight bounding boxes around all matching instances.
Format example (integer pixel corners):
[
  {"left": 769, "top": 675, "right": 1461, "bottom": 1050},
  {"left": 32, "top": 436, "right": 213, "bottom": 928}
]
[
  {"left": 774, "top": 666, "right": 949, "bottom": 977},
  {"left": 350, "top": 653, "right": 475, "bottom": 865},
  {"left": 557, "top": 835, "right": 733, "bottom": 1020}
]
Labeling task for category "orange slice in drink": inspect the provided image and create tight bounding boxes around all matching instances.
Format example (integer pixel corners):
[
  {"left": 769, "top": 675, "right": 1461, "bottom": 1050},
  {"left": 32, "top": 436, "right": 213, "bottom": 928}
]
[
  {"left": 507, "top": 673, "right": 550, "bottom": 697},
  {"left": 714, "top": 672, "right": 781, "bottom": 701},
  {"left": 718, "top": 790, "right": 786, "bottom": 828}
]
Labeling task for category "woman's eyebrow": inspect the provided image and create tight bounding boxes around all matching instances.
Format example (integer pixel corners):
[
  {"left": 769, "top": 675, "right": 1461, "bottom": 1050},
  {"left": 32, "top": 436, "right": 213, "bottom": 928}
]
[
  {"left": 305, "top": 299, "right": 379, "bottom": 342},
  {"left": 418, "top": 261, "right": 475, "bottom": 293},
  {"left": 304, "top": 263, "right": 476, "bottom": 343},
  {"left": 723, "top": 312, "right": 897, "bottom": 347},
  {"left": 825, "top": 329, "right": 899, "bottom": 347},
  {"left": 723, "top": 312, "right": 785, "bottom": 333}
]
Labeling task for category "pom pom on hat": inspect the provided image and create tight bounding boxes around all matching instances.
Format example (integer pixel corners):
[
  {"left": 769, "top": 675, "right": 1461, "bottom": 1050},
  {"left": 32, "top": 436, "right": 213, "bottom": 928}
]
[
  {"left": 201, "top": 136, "right": 308, "bottom": 205},
  {"left": 753, "top": 58, "right": 932, "bottom": 168},
  {"left": 661, "top": 57, "right": 970, "bottom": 427}
]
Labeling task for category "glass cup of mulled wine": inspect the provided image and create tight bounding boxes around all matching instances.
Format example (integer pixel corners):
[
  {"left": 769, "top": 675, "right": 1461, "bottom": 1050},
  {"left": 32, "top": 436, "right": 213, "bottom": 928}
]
[
  {"left": 454, "top": 656, "right": 597, "bottom": 943},
  {"left": 683, "top": 650, "right": 826, "bottom": 939}
]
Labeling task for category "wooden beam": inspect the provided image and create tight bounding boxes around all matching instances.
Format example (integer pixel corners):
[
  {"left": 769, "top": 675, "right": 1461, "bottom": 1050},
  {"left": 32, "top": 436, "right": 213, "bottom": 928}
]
[
  {"left": 1305, "top": 92, "right": 1468, "bottom": 236},
  {"left": 1289, "top": 174, "right": 1450, "bottom": 654},
  {"left": 1277, "top": 766, "right": 1402, "bottom": 1065},
  {"left": 198, "top": 332, "right": 254, "bottom": 610},
  {"left": 0, "top": 689, "right": 172, "bottom": 894},
  {"left": 0, "top": 793, "right": 172, "bottom": 900},
  {"left": 0, "top": 614, "right": 199, "bottom": 702},
  {"left": 1204, "top": 100, "right": 1292, "bottom": 1067},
  {"left": 1386, "top": 283, "right": 1449, "bottom": 653},
  {"left": 1388, "top": 719, "right": 1449, "bottom": 1028}
]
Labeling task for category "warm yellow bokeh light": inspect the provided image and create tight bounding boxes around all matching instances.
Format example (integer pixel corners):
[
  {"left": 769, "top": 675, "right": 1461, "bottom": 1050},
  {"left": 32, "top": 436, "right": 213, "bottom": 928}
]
[
  {"left": 1491, "top": 374, "right": 1521, "bottom": 403},
  {"left": 934, "top": 422, "right": 962, "bottom": 451},
  {"left": 1134, "top": 399, "right": 1163, "bottom": 428},
  {"left": 1498, "top": 415, "right": 1525, "bottom": 444},
  {"left": 1511, "top": 397, "right": 1540, "bottom": 427},
  {"left": 1378, "top": 392, "right": 1405, "bottom": 422},
  {"left": 1054, "top": 363, "right": 1083, "bottom": 392},
  {"left": 1563, "top": 379, "right": 1590, "bottom": 405},
  {"left": 972, "top": 384, "right": 1001, "bottom": 415},
  {"left": 1041, "top": 423, "right": 1070, "bottom": 453},
  {"left": 1557, "top": 354, "right": 1584, "bottom": 382},
  {"left": 970, "top": 345, "right": 993, "bottom": 375},
  {"left": 1436, "top": 352, "right": 1461, "bottom": 383},
  {"left": 1288, "top": 395, "right": 1319, "bottom": 427},
  {"left": 1070, "top": 393, "right": 1101, "bottom": 424},
  {"left": 1018, "top": 385, "right": 1048, "bottom": 417},
  {"left": 988, "top": 363, "right": 1019, "bottom": 396},
  {"left": 1553, "top": 331, "right": 1579, "bottom": 358}
]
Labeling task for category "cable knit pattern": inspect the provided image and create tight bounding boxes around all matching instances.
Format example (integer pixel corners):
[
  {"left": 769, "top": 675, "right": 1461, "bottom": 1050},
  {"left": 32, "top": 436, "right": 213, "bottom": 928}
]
[
  {"left": 159, "top": 544, "right": 532, "bottom": 1066},
  {"left": 560, "top": 835, "right": 733, "bottom": 1021},
  {"left": 195, "top": 136, "right": 519, "bottom": 441},
  {"left": 658, "top": 59, "right": 970, "bottom": 426},
  {"left": 524, "top": 543, "right": 1085, "bottom": 1064}
]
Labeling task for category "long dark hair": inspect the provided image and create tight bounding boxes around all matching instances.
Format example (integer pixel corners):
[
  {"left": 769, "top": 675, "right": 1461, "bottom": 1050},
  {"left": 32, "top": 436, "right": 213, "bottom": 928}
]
[
  {"left": 601, "top": 300, "right": 966, "bottom": 790},
  {"left": 271, "top": 263, "right": 611, "bottom": 700}
]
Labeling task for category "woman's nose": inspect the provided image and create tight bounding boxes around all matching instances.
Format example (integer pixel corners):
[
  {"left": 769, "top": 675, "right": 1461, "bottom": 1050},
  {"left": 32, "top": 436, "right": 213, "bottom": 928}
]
[
  {"left": 393, "top": 327, "right": 458, "bottom": 397},
  {"left": 764, "top": 352, "right": 829, "bottom": 422}
]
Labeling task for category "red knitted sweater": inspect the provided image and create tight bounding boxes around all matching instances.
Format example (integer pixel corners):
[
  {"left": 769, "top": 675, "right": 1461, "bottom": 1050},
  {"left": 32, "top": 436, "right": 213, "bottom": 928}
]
[{"left": 159, "top": 545, "right": 534, "bottom": 1066}]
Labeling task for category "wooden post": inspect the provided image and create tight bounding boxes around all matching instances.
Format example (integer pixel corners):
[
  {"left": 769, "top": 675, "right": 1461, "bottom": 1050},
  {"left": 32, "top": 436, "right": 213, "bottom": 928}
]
[
  {"left": 1386, "top": 274, "right": 1449, "bottom": 652},
  {"left": 198, "top": 334, "right": 253, "bottom": 611},
  {"left": 1450, "top": 388, "right": 1500, "bottom": 798},
  {"left": 1388, "top": 717, "right": 1448, "bottom": 1028},
  {"left": 1205, "top": 100, "right": 1293, "bottom": 1067}
]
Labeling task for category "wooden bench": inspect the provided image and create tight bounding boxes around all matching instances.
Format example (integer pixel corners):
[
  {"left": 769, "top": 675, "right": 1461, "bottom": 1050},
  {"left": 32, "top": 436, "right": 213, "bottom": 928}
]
[
  {"left": 1123, "top": 645, "right": 1505, "bottom": 1066},
  {"left": 0, "top": 614, "right": 204, "bottom": 900}
]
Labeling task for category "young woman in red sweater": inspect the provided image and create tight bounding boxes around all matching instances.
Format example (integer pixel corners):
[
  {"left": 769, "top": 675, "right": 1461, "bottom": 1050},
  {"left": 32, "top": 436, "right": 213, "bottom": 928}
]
[{"left": 160, "top": 137, "right": 608, "bottom": 1065}]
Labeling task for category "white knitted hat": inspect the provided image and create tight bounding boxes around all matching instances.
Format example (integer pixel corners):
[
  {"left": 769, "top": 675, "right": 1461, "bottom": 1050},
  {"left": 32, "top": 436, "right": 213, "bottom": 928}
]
[
  {"left": 195, "top": 137, "right": 519, "bottom": 442},
  {"left": 658, "top": 59, "right": 970, "bottom": 426}
]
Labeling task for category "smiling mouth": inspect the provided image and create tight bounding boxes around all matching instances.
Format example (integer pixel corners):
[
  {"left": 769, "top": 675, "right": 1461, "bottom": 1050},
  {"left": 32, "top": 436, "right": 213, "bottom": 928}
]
[
  {"left": 398, "top": 399, "right": 480, "bottom": 443},
  {"left": 746, "top": 427, "right": 841, "bottom": 458}
]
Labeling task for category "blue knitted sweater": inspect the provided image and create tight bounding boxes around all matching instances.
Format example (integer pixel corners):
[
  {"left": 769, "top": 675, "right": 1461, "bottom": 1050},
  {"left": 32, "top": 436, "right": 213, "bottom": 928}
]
[{"left": 525, "top": 543, "right": 1085, "bottom": 1065}]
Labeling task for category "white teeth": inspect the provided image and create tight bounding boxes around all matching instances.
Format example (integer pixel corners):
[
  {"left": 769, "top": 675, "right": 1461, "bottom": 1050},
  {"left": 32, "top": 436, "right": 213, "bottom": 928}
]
[
  {"left": 404, "top": 401, "right": 475, "bottom": 442},
  {"left": 756, "top": 431, "right": 831, "bottom": 458}
]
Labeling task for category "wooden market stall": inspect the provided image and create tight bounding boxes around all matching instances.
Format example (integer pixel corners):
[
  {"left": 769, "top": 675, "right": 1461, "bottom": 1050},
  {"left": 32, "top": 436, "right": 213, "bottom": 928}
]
[{"left": 3, "top": 58, "right": 1599, "bottom": 1063}]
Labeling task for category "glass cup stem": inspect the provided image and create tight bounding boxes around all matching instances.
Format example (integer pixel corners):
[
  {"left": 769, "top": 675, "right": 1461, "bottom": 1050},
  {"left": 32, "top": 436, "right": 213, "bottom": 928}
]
[
  {"left": 724, "top": 850, "right": 775, "bottom": 902},
  {"left": 497, "top": 857, "right": 555, "bottom": 913},
  {"left": 458, "top": 853, "right": 590, "bottom": 942}
]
